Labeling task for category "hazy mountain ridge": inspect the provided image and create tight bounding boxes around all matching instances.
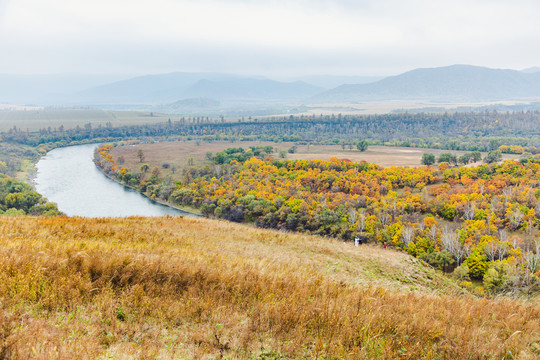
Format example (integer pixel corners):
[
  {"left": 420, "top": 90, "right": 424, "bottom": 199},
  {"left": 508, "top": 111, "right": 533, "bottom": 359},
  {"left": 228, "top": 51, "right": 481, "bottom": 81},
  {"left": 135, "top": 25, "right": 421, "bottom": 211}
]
[
  {"left": 70, "top": 73, "right": 324, "bottom": 105},
  {"left": 3, "top": 65, "right": 540, "bottom": 111},
  {"left": 287, "top": 74, "right": 385, "bottom": 88},
  {"left": 76, "top": 72, "right": 230, "bottom": 104},
  {"left": 0, "top": 73, "right": 127, "bottom": 104},
  {"left": 181, "top": 78, "right": 322, "bottom": 101},
  {"left": 157, "top": 97, "right": 221, "bottom": 114},
  {"left": 309, "top": 65, "right": 540, "bottom": 103}
]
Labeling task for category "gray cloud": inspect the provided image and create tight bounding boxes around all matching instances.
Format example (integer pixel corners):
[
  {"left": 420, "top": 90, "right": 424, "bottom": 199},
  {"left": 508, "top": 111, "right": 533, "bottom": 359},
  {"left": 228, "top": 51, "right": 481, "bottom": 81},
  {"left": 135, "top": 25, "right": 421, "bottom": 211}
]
[{"left": 0, "top": 0, "right": 539, "bottom": 76}]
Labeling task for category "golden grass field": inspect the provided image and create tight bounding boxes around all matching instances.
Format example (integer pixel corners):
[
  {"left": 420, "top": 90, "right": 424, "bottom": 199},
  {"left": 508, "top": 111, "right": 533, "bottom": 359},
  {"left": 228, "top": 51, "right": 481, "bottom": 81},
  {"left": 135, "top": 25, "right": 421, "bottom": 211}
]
[{"left": 0, "top": 216, "right": 538, "bottom": 359}]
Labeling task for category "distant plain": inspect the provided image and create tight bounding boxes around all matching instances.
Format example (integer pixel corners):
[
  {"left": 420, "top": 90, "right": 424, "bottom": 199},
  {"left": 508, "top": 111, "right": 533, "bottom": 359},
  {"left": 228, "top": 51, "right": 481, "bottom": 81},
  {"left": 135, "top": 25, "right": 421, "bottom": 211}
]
[{"left": 0, "top": 109, "right": 176, "bottom": 131}]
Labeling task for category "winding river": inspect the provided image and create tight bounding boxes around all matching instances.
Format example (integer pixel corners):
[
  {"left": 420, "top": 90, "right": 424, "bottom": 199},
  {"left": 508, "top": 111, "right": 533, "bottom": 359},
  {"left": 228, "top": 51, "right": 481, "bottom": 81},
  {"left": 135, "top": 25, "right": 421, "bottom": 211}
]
[{"left": 34, "top": 144, "right": 193, "bottom": 217}]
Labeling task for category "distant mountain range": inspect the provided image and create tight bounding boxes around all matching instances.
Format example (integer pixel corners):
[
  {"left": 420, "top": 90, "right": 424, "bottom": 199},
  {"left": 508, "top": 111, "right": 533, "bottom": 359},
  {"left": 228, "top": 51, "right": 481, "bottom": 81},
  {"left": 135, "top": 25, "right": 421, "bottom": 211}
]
[
  {"left": 3, "top": 65, "right": 540, "bottom": 112},
  {"left": 309, "top": 65, "right": 540, "bottom": 103},
  {"left": 0, "top": 74, "right": 127, "bottom": 104},
  {"left": 287, "top": 75, "right": 384, "bottom": 89},
  {"left": 73, "top": 73, "right": 324, "bottom": 105}
]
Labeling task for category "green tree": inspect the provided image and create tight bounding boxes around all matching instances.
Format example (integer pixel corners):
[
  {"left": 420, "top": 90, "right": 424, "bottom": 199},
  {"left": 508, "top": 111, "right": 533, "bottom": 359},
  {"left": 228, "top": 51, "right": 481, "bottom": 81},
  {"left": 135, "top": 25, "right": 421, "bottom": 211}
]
[
  {"left": 438, "top": 153, "right": 457, "bottom": 164},
  {"left": 5, "top": 192, "right": 24, "bottom": 210},
  {"left": 470, "top": 151, "right": 482, "bottom": 162},
  {"left": 453, "top": 264, "right": 470, "bottom": 281},
  {"left": 214, "top": 206, "right": 223, "bottom": 218},
  {"left": 483, "top": 261, "right": 508, "bottom": 291},
  {"left": 484, "top": 150, "right": 502, "bottom": 164},
  {"left": 200, "top": 203, "right": 216, "bottom": 218},
  {"left": 421, "top": 153, "right": 436, "bottom": 165},
  {"left": 356, "top": 140, "right": 368, "bottom": 152},
  {"left": 425, "top": 250, "right": 454, "bottom": 271},
  {"left": 458, "top": 154, "right": 471, "bottom": 165}
]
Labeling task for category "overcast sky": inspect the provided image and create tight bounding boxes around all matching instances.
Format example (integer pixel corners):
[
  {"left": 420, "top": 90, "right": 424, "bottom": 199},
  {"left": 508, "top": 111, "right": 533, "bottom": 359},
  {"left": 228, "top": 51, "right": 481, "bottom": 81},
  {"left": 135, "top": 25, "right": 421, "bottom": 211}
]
[{"left": 1, "top": 0, "right": 539, "bottom": 77}]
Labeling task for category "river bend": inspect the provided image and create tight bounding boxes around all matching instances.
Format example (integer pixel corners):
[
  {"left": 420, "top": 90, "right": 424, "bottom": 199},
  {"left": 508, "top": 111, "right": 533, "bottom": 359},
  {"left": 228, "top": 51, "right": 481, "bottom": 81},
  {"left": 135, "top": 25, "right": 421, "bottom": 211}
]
[{"left": 35, "top": 144, "right": 191, "bottom": 217}]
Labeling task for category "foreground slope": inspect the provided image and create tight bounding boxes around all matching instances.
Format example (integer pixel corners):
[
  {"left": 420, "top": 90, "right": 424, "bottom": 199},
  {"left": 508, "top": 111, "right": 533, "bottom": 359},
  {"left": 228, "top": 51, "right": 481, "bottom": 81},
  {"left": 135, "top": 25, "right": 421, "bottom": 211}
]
[{"left": 0, "top": 216, "right": 538, "bottom": 359}]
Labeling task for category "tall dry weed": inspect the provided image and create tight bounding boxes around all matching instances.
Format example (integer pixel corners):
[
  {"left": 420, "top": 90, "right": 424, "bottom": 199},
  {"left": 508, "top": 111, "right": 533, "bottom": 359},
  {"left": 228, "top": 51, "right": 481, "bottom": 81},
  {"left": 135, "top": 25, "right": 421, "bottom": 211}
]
[{"left": 0, "top": 216, "right": 537, "bottom": 359}]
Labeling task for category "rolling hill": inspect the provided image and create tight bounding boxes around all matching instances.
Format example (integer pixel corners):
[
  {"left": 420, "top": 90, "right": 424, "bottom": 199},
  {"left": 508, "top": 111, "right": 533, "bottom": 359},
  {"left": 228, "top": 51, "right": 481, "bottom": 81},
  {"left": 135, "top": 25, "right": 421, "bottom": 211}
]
[
  {"left": 181, "top": 78, "right": 322, "bottom": 101},
  {"left": 0, "top": 73, "right": 126, "bottom": 104},
  {"left": 309, "top": 64, "right": 540, "bottom": 103},
  {"left": 0, "top": 216, "right": 538, "bottom": 359},
  {"left": 76, "top": 73, "right": 323, "bottom": 104}
]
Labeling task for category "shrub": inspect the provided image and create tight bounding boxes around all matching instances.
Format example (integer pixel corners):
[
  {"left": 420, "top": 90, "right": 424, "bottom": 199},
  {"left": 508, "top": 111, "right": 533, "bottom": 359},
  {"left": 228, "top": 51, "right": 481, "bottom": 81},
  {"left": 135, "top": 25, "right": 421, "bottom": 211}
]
[
  {"left": 425, "top": 251, "right": 454, "bottom": 271},
  {"left": 483, "top": 261, "right": 509, "bottom": 291},
  {"left": 453, "top": 264, "right": 471, "bottom": 281},
  {"left": 464, "top": 249, "right": 488, "bottom": 280}
]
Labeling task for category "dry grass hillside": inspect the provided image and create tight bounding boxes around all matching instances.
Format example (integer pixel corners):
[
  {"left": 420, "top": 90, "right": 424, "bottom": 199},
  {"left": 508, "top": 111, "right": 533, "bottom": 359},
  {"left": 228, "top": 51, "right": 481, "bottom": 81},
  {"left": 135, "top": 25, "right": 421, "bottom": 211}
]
[{"left": 0, "top": 216, "right": 538, "bottom": 359}]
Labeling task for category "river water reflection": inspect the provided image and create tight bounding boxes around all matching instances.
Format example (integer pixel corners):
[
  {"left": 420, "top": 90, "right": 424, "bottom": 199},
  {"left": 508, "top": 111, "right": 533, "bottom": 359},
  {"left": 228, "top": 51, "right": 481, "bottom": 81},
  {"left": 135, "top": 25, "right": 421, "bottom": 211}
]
[{"left": 35, "top": 144, "right": 192, "bottom": 217}]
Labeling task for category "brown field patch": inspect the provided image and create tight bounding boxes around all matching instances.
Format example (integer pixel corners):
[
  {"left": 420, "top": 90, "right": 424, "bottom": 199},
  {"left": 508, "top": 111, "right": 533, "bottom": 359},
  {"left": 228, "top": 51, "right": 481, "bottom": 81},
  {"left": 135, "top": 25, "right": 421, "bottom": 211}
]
[
  {"left": 111, "top": 140, "right": 298, "bottom": 178},
  {"left": 111, "top": 141, "right": 522, "bottom": 178}
]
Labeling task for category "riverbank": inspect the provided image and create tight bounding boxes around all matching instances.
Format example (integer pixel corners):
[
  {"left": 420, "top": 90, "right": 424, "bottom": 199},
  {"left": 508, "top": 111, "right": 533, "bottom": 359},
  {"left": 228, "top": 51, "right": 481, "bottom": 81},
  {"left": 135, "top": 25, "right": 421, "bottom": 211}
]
[{"left": 94, "top": 161, "right": 201, "bottom": 216}]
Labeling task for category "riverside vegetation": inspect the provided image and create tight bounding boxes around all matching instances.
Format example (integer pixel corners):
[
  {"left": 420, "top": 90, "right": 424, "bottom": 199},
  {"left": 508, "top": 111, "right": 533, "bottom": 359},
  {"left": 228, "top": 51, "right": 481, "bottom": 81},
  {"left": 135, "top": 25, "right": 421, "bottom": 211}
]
[
  {"left": 96, "top": 144, "right": 540, "bottom": 296},
  {"left": 0, "top": 142, "right": 61, "bottom": 216},
  {"left": 0, "top": 216, "right": 538, "bottom": 359}
]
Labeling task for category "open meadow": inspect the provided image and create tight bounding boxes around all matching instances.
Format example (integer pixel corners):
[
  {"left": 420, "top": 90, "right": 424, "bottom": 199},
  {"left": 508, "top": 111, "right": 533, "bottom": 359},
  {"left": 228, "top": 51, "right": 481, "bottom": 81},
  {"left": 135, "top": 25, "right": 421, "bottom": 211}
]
[
  {"left": 285, "top": 144, "right": 522, "bottom": 167},
  {"left": 110, "top": 140, "right": 522, "bottom": 180},
  {"left": 0, "top": 216, "right": 538, "bottom": 359}
]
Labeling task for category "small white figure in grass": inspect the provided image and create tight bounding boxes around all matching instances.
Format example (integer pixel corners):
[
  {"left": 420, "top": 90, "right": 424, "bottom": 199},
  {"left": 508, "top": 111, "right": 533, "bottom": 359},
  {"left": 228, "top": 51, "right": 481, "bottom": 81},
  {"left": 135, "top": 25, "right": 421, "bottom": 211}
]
[{"left": 354, "top": 236, "right": 359, "bottom": 247}]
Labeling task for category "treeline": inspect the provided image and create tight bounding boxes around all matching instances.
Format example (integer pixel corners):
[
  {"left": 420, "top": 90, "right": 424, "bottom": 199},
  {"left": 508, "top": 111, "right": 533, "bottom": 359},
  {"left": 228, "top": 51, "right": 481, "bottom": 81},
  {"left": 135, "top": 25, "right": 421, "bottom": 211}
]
[
  {"left": 0, "top": 142, "right": 40, "bottom": 178},
  {"left": 4, "top": 110, "right": 540, "bottom": 151},
  {"left": 96, "top": 144, "right": 540, "bottom": 295},
  {"left": 0, "top": 142, "right": 62, "bottom": 216},
  {"left": 213, "top": 146, "right": 274, "bottom": 164},
  {"left": 0, "top": 174, "right": 62, "bottom": 215}
]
